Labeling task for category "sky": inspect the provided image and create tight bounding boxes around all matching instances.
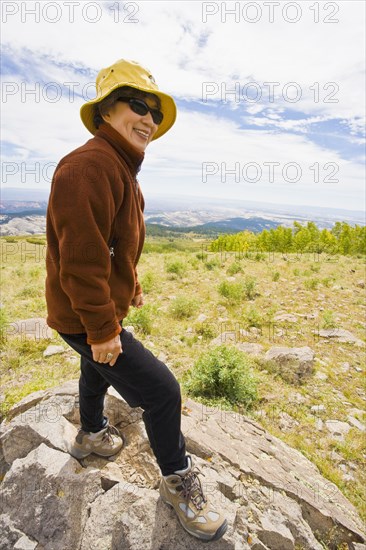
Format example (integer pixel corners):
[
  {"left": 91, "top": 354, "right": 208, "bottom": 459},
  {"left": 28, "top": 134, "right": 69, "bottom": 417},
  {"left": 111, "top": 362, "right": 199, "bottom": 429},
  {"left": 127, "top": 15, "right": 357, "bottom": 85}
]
[{"left": 1, "top": 0, "right": 365, "bottom": 212}]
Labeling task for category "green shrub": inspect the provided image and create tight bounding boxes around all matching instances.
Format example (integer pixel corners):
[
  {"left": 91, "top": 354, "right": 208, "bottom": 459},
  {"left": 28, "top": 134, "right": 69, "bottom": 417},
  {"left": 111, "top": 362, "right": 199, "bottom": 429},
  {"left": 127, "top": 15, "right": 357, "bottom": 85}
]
[
  {"left": 124, "top": 304, "right": 155, "bottom": 334},
  {"left": 169, "top": 296, "right": 199, "bottom": 319},
  {"left": 205, "top": 257, "right": 221, "bottom": 270},
  {"left": 140, "top": 271, "right": 156, "bottom": 294},
  {"left": 272, "top": 271, "right": 280, "bottom": 282},
  {"left": 304, "top": 278, "right": 319, "bottom": 290},
  {"left": 26, "top": 237, "right": 46, "bottom": 245},
  {"left": 321, "top": 277, "right": 332, "bottom": 288},
  {"left": 194, "top": 322, "right": 216, "bottom": 340},
  {"left": 310, "top": 264, "right": 321, "bottom": 273},
  {"left": 293, "top": 268, "right": 300, "bottom": 276},
  {"left": 244, "top": 276, "right": 258, "bottom": 300},
  {"left": 227, "top": 262, "right": 242, "bottom": 275},
  {"left": 218, "top": 281, "right": 245, "bottom": 302},
  {"left": 183, "top": 345, "right": 258, "bottom": 408},
  {"left": 322, "top": 310, "right": 337, "bottom": 329},
  {"left": 165, "top": 260, "right": 186, "bottom": 277},
  {"left": 245, "top": 306, "right": 262, "bottom": 328}
]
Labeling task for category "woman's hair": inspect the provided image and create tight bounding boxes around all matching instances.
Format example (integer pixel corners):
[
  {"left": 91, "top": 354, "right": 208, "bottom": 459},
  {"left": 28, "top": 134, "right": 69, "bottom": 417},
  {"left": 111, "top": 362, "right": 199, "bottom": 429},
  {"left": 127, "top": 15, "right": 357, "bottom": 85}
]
[{"left": 93, "top": 86, "right": 161, "bottom": 129}]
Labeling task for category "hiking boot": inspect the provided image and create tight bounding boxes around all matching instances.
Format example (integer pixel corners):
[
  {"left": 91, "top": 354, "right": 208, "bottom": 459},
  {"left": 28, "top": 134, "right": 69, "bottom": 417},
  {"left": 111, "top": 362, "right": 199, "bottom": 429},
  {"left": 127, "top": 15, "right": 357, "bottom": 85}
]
[
  {"left": 69, "top": 422, "right": 124, "bottom": 459},
  {"left": 159, "top": 456, "right": 228, "bottom": 542}
]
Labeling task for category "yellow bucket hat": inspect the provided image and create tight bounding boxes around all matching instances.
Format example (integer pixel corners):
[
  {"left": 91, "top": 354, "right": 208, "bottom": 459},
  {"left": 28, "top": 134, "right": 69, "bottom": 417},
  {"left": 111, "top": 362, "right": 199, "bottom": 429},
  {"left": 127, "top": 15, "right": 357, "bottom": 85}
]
[{"left": 80, "top": 59, "right": 177, "bottom": 140}]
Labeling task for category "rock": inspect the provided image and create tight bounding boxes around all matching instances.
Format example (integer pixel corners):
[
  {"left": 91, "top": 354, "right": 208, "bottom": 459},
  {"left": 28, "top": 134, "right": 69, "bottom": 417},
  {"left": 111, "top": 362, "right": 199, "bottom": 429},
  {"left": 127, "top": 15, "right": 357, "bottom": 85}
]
[
  {"left": 236, "top": 343, "right": 264, "bottom": 356},
  {"left": 341, "top": 362, "right": 351, "bottom": 372},
  {"left": 325, "top": 420, "right": 351, "bottom": 440},
  {"left": 347, "top": 416, "right": 365, "bottom": 432},
  {"left": 278, "top": 412, "right": 299, "bottom": 431},
  {"left": 43, "top": 345, "right": 65, "bottom": 357},
  {"left": 314, "top": 329, "right": 365, "bottom": 347},
  {"left": 310, "top": 405, "right": 325, "bottom": 413},
  {"left": 124, "top": 325, "right": 135, "bottom": 335},
  {"left": 0, "top": 444, "right": 101, "bottom": 550},
  {"left": 315, "top": 418, "right": 323, "bottom": 431},
  {"left": 264, "top": 346, "right": 315, "bottom": 384},
  {"left": 314, "top": 371, "right": 328, "bottom": 380},
  {"left": 273, "top": 314, "right": 298, "bottom": 323},
  {"left": 157, "top": 352, "right": 168, "bottom": 363},
  {"left": 196, "top": 313, "right": 208, "bottom": 323},
  {"left": 210, "top": 329, "right": 252, "bottom": 346},
  {"left": 356, "top": 280, "right": 365, "bottom": 288},
  {"left": 0, "top": 382, "right": 365, "bottom": 549},
  {"left": 6, "top": 318, "right": 53, "bottom": 340},
  {"left": 14, "top": 534, "right": 38, "bottom": 549}
]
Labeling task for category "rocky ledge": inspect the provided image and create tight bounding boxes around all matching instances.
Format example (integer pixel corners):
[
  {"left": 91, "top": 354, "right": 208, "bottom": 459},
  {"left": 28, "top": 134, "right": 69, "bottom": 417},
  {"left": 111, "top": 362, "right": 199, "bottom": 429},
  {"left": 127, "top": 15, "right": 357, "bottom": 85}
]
[{"left": 0, "top": 380, "right": 365, "bottom": 550}]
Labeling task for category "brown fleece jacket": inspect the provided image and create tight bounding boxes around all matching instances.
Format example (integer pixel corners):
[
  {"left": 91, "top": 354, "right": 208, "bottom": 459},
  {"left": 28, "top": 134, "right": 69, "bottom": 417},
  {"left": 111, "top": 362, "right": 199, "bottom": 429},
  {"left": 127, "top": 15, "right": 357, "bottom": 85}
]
[{"left": 45, "top": 123, "right": 145, "bottom": 344}]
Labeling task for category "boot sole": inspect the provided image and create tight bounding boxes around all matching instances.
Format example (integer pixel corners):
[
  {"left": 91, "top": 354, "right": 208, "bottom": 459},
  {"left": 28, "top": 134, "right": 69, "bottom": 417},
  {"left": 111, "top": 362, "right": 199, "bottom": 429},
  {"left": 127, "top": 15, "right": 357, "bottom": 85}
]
[
  {"left": 161, "top": 497, "right": 228, "bottom": 542},
  {"left": 69, "top": 444, "right": 123, "bottom": 460}
]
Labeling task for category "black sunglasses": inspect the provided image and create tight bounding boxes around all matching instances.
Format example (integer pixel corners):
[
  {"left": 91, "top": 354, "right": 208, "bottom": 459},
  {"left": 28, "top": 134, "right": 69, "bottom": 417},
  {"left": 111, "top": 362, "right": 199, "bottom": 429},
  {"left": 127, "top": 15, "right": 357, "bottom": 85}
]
[{"left": 117, "top": 97, "right": 164, "bottom": 125}]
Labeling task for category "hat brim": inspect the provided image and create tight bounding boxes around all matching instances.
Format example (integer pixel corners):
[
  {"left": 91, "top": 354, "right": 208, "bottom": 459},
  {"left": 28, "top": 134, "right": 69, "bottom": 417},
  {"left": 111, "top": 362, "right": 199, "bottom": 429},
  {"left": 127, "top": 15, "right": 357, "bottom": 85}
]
[{"left": 80, "top": 84, "right": 176, "bottom": 141}]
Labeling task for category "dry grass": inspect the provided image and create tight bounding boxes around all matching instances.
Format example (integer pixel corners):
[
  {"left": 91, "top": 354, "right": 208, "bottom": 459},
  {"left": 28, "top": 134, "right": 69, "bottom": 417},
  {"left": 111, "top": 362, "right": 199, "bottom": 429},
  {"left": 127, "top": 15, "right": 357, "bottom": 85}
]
[{"left": 1, "top": 234, "right": 365, "bottom": 521}]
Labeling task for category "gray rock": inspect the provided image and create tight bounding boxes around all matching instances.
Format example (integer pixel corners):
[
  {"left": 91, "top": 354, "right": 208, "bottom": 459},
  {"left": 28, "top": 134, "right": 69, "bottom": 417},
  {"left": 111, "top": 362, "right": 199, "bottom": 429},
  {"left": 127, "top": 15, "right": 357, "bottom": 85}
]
[
  {"left": 236, "top": 343, "right": 264, "bottom": 356},
  {"left": 210, "top": 329, "right": 252, "bottom": 346},
  {"left": 347, "top": 416, "right": 365, "bottom": 432},
  {"left": 314, "top": 371, "right": 328, "bottom": 380},
  {"left": 264, "top": 346, "right": 315, "bottom": 384},
  {"left": 314, "top": 328, "right": 365, "bottom": 346},
  {"left": 43, "top": 344, "right": 65, "bottom": 357},
  {"left": 310, "top": 404, "right": 325, "bottom": 413},
  {"left": 0, "top": 382, "right": 365, "bottom": 549},
  {"left": 325, "top": 420, "right": 351, "bottom": 440},
  {"left": 13, "top": 534, "right": 38, "bottom": 549},
  {"left": 196, "top": 313, "right": 208, "bottom": 322},
  {"left": 0, "top": 444, "right": 101, "bottom": 550},
  {"left": 273, "top": 313, "right": 298, "bottom": 323},
  {"left": 124, "top": 325, "right": 135, "bottom": 335}
]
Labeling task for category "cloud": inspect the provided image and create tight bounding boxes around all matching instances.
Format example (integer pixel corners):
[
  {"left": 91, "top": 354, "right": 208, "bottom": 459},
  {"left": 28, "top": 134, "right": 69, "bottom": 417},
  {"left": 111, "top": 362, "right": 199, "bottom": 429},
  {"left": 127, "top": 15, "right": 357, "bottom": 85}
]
[{"left": 1, "top": 1, "right": 365, "bottom": 211}]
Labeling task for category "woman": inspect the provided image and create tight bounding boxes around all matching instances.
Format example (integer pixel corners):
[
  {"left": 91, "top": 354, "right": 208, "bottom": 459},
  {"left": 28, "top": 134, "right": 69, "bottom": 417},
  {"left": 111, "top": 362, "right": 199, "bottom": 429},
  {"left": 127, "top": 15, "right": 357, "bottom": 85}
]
[{"left": 45, "top": 59, "right": 227, "bottom": 542}]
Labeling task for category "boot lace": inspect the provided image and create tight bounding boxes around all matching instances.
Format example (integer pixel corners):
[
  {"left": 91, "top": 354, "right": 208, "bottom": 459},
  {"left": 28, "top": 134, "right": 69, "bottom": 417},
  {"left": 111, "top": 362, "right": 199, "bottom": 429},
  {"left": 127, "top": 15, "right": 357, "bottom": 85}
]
[
  {"left": 180, "top": 469, "right": 207, "bottom": 512},
  {"left": 102, "top": 424, "right": 120, "bottom": 445}
]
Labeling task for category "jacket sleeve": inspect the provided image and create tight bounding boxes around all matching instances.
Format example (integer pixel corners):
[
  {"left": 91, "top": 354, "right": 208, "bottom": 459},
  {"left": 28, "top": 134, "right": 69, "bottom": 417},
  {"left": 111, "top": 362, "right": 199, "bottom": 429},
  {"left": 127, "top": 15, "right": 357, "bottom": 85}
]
[
  {"left": 134, "top": 268, "right": 142, "bottom": 296},
  {"left": 48, "top": 155, "right": 122, "bottom": 344}
]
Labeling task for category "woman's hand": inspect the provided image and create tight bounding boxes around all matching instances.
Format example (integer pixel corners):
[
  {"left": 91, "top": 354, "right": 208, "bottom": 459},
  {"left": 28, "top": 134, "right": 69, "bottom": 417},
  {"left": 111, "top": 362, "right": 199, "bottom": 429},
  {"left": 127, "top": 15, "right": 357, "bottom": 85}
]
[
  {"left": 91, "top": 335, "right": 122, "bottom": 367},
  {"left": 131, "top": 293, "right": 144, "bottom": 308}
]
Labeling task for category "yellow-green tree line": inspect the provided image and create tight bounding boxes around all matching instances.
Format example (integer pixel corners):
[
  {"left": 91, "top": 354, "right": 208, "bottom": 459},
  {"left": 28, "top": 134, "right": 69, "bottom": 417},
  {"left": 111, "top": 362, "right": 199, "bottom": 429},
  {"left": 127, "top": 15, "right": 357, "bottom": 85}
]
[{"left": 210, "top": 221, "right": 366, "bottom": 256}]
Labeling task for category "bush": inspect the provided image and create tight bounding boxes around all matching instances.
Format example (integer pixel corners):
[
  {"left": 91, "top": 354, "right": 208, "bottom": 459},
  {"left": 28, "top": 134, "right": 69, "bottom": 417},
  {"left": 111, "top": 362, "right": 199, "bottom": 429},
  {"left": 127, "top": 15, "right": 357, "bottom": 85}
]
[
  {"left": 140, "top": 271, "right": 156, "bottom": 294},
  {"left": 169, "top": 296, "right": 198, "bottom": 319},
  {"left": 165, "top": 260, "right": 186, "bottom": 277},
  {"left": 322, "top": 310, "right": 338, "bottom": 329},
  {"left": 272, "top": 271, "right": 280, "bottom": 282},
  {"left": 183, "top": 345, "right": 258, "bottom": 408},
  {"left": 218, "top": 281, "right": 245, "bottom": 302},
  {"left": 245, "top": 306, "right": 262, "bottom": 328},
  {"left": 244, "top": 276, "right": 258, "bottom": 300},
  {"left": 204, "top": 257, "right": 221, "bottom": 270},
  {"left": 26, "top": 237, "right": 46, "bottom": 245},
  {"left": 124, "top": 304, "right": 155, "bottom": 334},
  {"left": 304, "top": 278, "right": 319, "bottom": 290},
  {"left": 194, "top": 322, "right": 216, "bottom": 340},
  {"left": 227, "top": 262, "right": 242, "bottom": 275}
]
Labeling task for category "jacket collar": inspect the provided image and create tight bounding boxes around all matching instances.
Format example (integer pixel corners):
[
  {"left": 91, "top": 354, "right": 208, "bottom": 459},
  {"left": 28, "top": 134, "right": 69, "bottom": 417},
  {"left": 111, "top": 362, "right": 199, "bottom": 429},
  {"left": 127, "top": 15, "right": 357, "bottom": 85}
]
[{"left": 95, "top": 123, "right": 144, "bottom": 175}]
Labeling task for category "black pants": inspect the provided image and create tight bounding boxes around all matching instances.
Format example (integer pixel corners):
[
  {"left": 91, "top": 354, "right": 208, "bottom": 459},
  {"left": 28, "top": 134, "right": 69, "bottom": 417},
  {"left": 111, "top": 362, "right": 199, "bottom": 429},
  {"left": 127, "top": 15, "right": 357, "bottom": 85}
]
[{"left": 58, "top": 327, "right": 186, "bottom": 476}]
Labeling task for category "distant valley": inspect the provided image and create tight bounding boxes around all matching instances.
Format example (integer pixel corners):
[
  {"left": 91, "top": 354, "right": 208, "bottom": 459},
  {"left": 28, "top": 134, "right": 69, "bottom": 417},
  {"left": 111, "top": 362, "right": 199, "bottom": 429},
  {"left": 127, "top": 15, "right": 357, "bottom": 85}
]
[{"left": 0, "top": 190, "right": 364, "bottom": 237}]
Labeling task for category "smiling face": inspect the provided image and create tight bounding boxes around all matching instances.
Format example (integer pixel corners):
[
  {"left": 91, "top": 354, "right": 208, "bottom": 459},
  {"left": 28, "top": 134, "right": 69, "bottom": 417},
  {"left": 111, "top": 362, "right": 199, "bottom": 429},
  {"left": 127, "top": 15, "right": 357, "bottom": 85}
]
[{"left": 101, "top": 94, "right": 159, "bottom": 152}]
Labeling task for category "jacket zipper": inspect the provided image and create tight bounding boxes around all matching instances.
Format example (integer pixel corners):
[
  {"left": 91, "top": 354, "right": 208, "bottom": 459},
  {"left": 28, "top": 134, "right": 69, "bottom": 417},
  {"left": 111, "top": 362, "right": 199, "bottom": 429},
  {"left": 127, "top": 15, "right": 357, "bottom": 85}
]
[{"left": 109, "top": 237, "right": 118, "bottom": 258}]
